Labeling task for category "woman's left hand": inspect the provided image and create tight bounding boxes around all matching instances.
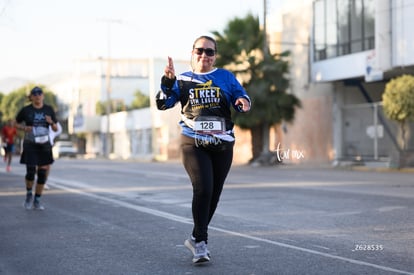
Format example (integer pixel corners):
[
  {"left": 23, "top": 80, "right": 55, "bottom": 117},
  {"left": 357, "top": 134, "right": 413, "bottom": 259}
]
[
  {"left": 235, "top": 98, "right": 251, "bottom": 112},
  {"left": 45, "top": 115, "right": 54, "bottom": 125}
]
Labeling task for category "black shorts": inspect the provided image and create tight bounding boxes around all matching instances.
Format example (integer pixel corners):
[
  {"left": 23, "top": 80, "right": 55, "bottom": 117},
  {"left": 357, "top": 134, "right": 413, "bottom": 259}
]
[
  {"left": 20, "top": 142, "right": 54, "bottom": 166},
  {"left": 4, "top": 144, "right": 14, "bottom": 153}
]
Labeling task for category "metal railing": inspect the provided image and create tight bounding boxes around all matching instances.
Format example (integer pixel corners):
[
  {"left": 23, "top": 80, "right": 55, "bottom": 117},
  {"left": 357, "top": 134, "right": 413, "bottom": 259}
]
[{"left": 341, "top": 102, "right": 404, "bottom": 161}]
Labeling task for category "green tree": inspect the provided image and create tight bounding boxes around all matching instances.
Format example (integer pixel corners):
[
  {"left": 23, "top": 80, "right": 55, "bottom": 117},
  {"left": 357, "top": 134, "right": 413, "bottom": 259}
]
[
  {"left": 96, "top": 101, "right": 105, "bottom": 116},
  {"left": 95, "top": 90, "right": 149, "bottom": 115},
  {"left": 0, "top": 84, "right": 58, "bottom": 123},
  {"left": 95, "top": 99, "right": 129, "bottom": 115},
  {"left": 213, "top": 14, "right": 301, "bottom": 162},
  {"left": 129, "top": 89, "right": 150, "bottom": 110},
  {"left": 382, "top": 74, "right": 414, "bottom": 150}
]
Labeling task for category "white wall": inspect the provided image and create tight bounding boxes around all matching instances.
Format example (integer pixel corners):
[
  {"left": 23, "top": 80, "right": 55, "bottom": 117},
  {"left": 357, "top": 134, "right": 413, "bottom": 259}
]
[
  {"left": 311, "top": 52, "right": 370, "bottom": 82},
  {"left": 392, "top": 0, "right": 414, "bottom": 66}
]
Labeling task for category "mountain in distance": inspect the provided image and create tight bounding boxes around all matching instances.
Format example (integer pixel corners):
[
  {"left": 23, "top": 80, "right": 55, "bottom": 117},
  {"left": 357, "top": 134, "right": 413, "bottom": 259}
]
[{"left": 0, "top": 72, "right": 72, "bottom": 94}]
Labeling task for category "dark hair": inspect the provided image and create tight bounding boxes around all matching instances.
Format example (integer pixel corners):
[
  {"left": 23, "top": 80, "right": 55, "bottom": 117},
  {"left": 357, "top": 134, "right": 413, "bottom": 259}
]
[{"left": 192, "top": 35, "right": 217, "bottom": 51}]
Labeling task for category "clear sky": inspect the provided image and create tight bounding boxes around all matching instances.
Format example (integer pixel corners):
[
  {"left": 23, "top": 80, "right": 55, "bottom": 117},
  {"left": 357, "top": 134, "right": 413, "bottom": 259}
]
[{"left": 0, "top": 0, "right": 284, "bottom": 81}]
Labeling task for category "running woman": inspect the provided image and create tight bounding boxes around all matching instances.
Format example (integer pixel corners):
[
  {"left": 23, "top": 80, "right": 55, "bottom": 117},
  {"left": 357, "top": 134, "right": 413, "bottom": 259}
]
[{"left": 156, "top": 35, "right": 251, "bottom": 264}]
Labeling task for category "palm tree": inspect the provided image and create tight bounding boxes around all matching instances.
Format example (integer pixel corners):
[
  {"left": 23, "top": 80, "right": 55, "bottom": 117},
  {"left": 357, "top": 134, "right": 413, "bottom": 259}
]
[{"left": 212, "top": 14, "right": 301, "bottom": 163}]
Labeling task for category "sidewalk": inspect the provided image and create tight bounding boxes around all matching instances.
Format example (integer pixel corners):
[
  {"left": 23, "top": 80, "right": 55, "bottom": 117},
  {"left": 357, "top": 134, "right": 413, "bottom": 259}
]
[{"left": 237, "top": 160, "right": 414, "bottom": 173}]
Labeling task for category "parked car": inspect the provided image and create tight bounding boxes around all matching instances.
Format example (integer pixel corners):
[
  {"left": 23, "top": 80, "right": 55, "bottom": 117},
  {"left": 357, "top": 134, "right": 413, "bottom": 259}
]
[{"left": 53, "top": 141, "right": 77, "bottom": 159}]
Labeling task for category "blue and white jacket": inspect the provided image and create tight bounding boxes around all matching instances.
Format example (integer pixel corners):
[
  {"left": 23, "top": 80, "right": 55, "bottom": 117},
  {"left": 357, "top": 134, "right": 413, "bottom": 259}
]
[{"left": 156, "top": 68, "right": 250, "bottom": 142}]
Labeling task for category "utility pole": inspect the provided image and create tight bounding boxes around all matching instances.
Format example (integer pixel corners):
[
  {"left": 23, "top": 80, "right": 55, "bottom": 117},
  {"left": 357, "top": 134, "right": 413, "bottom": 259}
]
[{"left": 98, "top": 18, "right": 122, "bottom": 158}]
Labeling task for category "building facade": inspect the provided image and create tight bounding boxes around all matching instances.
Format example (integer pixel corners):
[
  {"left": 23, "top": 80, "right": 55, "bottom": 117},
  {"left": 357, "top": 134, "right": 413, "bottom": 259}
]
[
  {"left": 314, "top": 0, "right": 414, "bottom": 166},
  {"left": 66, "top": 57, "right": 189, "bottom": 160},
  {"left": 277, "top": 0, "right": 414, "bottom": 166}
]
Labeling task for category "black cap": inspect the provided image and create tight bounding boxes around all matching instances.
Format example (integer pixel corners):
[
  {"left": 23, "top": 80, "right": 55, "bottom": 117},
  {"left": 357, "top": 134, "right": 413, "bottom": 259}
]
[{"left": 30, "top": 86, "right": 43, "bottom": 95}]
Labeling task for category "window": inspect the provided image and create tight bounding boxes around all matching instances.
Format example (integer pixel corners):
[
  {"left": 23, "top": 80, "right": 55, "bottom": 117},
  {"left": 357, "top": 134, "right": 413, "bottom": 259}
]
[
  {"left": 314, "top": 0, "right": 325, "bottom": 60},
  {"left": 363, "top": 0, "right": 375, "bottom": 49},
  {"left": 326, "top": 1, "right": 337, "bottom": 58},
  {"left": 313, "top": 0, "right": 375, "bottom": 61}
]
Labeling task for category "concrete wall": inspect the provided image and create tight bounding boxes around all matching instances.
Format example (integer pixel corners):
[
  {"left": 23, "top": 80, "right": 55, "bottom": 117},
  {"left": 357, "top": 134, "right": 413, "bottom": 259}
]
[{"left": 278, "top": 3, "right": 334, "bottom": 164}]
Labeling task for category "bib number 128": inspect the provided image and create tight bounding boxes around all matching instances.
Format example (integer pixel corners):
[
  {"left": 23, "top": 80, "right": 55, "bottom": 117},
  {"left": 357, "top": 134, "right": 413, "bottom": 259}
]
[{"left": 194, "top": 116, "right": 225, "bottom": 134}]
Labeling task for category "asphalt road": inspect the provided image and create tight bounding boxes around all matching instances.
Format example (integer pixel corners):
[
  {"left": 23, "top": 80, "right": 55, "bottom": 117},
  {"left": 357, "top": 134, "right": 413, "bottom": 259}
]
[{"left": 1, "top": 158, "right": 413, "bottom": 275}]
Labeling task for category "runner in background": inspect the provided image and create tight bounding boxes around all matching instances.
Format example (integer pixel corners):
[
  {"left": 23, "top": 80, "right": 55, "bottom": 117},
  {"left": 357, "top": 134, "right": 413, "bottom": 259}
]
[
  {"left": 1, "top": 120, "right": 17, "bottom": 172},
  {"left": 15, "top": 86, "right": 59, "bottom": 210}
]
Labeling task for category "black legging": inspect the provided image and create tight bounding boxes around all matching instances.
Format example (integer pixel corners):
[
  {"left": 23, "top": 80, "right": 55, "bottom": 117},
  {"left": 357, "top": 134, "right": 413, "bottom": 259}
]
[{"left": 181, "top": 134, "right": 234, "bottom": 243}]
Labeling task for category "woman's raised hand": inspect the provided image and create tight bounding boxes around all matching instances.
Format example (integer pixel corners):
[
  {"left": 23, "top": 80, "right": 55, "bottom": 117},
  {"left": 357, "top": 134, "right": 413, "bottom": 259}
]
[{"left": 164, "top": 56, "right": 175, "bottom": 79}]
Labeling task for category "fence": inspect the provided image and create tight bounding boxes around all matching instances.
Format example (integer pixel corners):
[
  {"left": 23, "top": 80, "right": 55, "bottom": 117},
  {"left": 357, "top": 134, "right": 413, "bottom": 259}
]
[{"left": 341, "top": 102, "right": 413, "bottom": 162}]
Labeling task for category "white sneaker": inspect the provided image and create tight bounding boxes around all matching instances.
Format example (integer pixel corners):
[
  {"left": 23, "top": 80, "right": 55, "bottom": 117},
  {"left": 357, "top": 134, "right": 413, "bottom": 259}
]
[
  {"left": 192, "top": 241, "right": 210, "bottom": 264},
  {"left": 23, "top": 194, "right": 33, "bottom": 210},
  {"left": 184, "top": 237, "right": 211, "bottom": 257},
  {"left": 33, "top": 200, "right": 45, "bottom": 210}
]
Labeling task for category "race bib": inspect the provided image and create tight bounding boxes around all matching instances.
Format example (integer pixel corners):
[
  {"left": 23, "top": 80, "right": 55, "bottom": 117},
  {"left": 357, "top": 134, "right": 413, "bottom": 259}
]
[
  {"left": 194, "top": 116, "right": 225, "bottom": 134},
  {"left": 35, "top": 135, "right": 49, "bottom": 144}
]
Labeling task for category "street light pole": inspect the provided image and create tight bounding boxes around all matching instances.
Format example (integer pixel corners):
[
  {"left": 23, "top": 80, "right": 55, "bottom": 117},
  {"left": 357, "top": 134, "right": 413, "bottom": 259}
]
[
  {"left": 98, "top": 18, "right": 122, "bottom": 158},
  {"left": 105, "top": 22, "right": 112, "bottom": 158}
]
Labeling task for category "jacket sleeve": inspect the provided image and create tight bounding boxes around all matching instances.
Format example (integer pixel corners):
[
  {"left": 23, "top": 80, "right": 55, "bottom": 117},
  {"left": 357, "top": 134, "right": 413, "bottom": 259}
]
[
  {"left": 156, "top": 76, "right": 179, "bottom": 110},
  {"left": 228, "top": 72, "right": 251, "bottom": 112},
  {"left": 155, "top": 90, "right": 169, "bottom": 110}
]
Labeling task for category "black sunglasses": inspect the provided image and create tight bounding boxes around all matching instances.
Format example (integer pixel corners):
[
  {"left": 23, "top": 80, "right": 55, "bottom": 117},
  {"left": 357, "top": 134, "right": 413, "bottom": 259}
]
[
  {"left": 194, "top": 47, "right": 216, "bottom": 57},
  {"left": 31, "top": 87, "right": 43, "bottom": 96},
  {"left": 31, "top": 91, "right": 43, "bottom": 96}
]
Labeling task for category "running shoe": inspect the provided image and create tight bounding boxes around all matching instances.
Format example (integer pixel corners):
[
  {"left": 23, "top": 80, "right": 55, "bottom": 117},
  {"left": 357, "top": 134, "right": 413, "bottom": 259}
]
[
  {"left": 184, "top": 238, "right": 211, "bottom": 257},
  {"left": 33, "top": 200, "right": 45, "bottom": 210},
  {"left": 6, "top": 165, "right": 11, "bottom": 172},
  {"left": 23, "top": 194, "right": 33, "bottom": 210},
  {"left": 192, "top": 241, "right": 210, "bottom": 264}
]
